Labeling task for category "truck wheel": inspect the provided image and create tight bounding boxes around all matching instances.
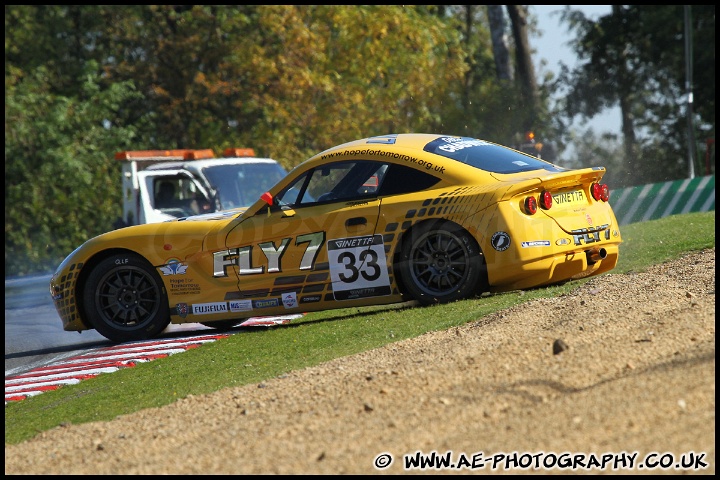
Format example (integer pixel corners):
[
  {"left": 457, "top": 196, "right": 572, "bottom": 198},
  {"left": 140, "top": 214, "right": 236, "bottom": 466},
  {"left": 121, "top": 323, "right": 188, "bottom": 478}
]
[
  {"left": 83, "top": 253, "right": 170, "bottom": 343},
  {"left": 398, "top": 220, "right": 488, "bottom": 305}
]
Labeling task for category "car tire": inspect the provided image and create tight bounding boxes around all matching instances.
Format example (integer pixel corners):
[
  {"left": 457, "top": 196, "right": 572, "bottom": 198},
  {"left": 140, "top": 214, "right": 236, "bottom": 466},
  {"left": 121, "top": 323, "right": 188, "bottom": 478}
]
[
  {"left": 398, "top": 220, "right": 488, "bottom": 305},
  {"left": 83, "top": 253, "right": 171, "bottom": 343}
]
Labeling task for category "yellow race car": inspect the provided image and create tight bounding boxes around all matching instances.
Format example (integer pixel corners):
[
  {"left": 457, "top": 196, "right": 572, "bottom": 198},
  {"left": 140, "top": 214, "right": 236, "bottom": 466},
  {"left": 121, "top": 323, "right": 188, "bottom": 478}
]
[{"left": 50, "top": 133, "right": 622, "bottom": 342}]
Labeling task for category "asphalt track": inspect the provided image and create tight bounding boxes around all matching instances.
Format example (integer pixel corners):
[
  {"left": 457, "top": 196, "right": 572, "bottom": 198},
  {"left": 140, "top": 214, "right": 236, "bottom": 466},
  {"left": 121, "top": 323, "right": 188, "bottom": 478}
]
[{"left": 4, "top": 314, "right": 303, "bottom": 404}]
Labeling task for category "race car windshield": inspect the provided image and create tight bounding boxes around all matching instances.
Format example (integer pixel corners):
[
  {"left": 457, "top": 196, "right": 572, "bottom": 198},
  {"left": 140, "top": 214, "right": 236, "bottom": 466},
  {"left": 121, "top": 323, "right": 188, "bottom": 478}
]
[
  {"left": 202, "top": 163, "right": 287, "bottom": 209},
  {"left": 424, "top": 136, "right": 567, "bottom": 174}
]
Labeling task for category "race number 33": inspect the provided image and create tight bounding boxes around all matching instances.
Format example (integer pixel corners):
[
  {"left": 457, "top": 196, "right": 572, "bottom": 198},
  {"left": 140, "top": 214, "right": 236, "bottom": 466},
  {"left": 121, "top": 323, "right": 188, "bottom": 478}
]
[{"left": 327, "top": 234, "right": 391, "bottom": 300}]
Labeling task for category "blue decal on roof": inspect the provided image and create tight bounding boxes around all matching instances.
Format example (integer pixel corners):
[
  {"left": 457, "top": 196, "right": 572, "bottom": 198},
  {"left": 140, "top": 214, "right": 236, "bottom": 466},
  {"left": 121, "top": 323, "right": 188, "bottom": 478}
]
[{"left": 424, "top": 136, "right": 566, "bottom": 174}]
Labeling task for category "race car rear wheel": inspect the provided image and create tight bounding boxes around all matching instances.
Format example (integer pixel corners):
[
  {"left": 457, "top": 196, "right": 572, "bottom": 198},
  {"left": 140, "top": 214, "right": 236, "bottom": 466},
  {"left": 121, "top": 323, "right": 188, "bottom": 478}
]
[
  {"left": 83, "top": 253, "right": 170, "bottom": 343},
  {"left": 398, "top": 220, "right": 487, "bottom": 305}
]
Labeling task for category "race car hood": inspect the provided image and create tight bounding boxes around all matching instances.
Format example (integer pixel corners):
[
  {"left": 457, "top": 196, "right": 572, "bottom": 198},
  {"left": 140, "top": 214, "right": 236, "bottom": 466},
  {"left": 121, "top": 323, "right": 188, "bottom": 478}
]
[
  {"left": 65, "top": 218, "right": 231, "bottom": 270},
  {"left": 181, "top": 207, "right": 248, "bottom": 221}
]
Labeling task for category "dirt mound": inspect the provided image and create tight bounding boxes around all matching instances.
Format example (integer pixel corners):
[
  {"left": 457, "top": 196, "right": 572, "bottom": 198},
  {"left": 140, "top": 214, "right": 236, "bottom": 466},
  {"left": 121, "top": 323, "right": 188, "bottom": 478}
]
[{"left": 5, "top": 249, "right": 715, "bottom": 474}]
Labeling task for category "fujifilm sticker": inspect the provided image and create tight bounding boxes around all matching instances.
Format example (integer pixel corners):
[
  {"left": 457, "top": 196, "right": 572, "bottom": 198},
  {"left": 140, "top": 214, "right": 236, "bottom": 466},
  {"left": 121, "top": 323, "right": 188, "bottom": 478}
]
[{"left": 192, "top": 302, "right": 228, "bottom": 315}]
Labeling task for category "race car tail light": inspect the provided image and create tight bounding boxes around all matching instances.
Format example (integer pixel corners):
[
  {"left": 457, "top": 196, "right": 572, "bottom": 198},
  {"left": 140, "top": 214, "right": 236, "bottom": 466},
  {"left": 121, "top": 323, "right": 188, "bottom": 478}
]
[
  {"left": 591, "top": 183, "right": 610, "bottom": 202},
  {"left": 539, "top": 190, "right": 553, "bottom": 210},
  {"left": 524, "top": 196, "right": 538, "bottom": 215}
]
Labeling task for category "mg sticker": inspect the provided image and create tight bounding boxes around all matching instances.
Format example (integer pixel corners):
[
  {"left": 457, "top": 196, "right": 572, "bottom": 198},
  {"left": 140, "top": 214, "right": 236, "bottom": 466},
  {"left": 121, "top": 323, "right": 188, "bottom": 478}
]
[{"left": 229, "top": 299, "right": 253, "bottom": 313}]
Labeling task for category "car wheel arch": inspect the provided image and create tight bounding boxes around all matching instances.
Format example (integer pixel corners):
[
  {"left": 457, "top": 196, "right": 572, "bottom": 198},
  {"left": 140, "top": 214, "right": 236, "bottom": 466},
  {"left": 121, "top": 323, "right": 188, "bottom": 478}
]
[
  {"left": 393, "top": 218, "right": 488, "bottom": 301},
  {"left": 75, "top": 248, "right": 162, "bottom": 332}
]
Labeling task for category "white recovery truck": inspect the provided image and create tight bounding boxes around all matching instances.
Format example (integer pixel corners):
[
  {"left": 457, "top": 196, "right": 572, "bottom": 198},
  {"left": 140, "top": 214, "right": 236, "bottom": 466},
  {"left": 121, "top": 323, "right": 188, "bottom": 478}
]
[{"left": 113, "top": 148, "right": 288, "bottom": 228}]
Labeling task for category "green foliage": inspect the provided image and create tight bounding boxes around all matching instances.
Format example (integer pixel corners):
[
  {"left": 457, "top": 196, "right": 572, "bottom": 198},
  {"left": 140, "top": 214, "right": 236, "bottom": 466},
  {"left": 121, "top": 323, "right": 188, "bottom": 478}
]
[
  {"left": 549, "top": 6, "right": 715, "bottom": 186},
  {"left": 4, "top": 5, "right": 713, "bottom": 274},
  {"left": 4, "top": 211, "right": 714, "bottom": 445},
  {"left": 5, "top": 63, "right": 144, "bottom": 275}
]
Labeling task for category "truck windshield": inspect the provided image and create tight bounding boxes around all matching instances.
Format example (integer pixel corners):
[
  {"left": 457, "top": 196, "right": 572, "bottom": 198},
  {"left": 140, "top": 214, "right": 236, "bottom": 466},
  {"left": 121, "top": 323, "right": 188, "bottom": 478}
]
[{"left": 201, "top": 162, "right": 288, "bottom": 210}]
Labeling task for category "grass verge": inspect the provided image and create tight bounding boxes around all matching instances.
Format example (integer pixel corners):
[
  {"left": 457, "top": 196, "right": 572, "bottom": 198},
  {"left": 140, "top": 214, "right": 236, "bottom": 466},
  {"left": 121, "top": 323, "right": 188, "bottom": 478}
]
[{"left": 4, "top": 211, "right": 714, "bottom": 444}]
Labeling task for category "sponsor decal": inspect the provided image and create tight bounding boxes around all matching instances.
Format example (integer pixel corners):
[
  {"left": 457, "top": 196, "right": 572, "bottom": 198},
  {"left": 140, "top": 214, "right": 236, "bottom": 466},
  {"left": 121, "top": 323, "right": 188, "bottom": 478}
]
[
  {"left": 327, "top": 234, "right": 392, "bottom": 300},
  {"left": 192, "top": 302, "right": 228, "bottom": 315},
  {"left": 570, "top": 224, "right": 610, "bottom": 246},
  {"left": 331, "top": 236, "right": 375, "bottom": 249},
  {"left": 168, "top": 277, "right": 200, "bottom": 295},
  {"left": 159, "top": 259, "right": 188, "bottom": 276},
  {"left": 176, "top": 303, "right": 189, "bottom": 318},
  {"left": 491, "top": 231, "right": 511, "bottom": 252},
  {"left": 521, "top": 240, "right": 551, "bottom": 248},
  {"left": 322, "top": 142, "right": 447, "bottom": 173},
  {"left": 431, "top": 137, "right": 490, "bottom": 154},
  {"left": 586, "top": 213, "right": 593, "bottom": 226},
  {"left": 552, "top": 190, "right": 585, "bottom": 205},
  {"left": 253, "top": 298, "right": 280, "bottom": 309},
  {"left": 282, "top": 292, "right": 298, "bottom": 309},
  {"left": 300, "top": 295, "right": 322, "bottom": 304},
  {"left": 213, "top": 231, "right": 325, "bottom": 278},
  {"left": 229, "top": 299, "right": 253, "bottom": 313},
  {"left": 556, "top": 238, "right": 571, "bottom": 246},
  {"left": 341, "top": 287, "right": 383, "bottom": 300}
]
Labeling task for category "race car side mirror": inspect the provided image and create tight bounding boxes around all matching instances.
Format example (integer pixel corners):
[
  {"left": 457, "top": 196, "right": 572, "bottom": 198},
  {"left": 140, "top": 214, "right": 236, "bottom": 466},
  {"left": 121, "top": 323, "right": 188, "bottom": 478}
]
[
  {"left": 260, "top": 191, "right": 274, "bottom": 206},
  {"left": 260, "top": 190, "right": 295, "bottom": 218}
]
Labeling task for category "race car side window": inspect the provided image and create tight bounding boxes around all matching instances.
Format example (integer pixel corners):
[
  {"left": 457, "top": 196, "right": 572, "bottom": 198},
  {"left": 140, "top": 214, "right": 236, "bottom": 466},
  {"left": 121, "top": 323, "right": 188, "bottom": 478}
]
[
  {"left": 376, "top": 164, "right": 440, "bottom": 196},
  {"left": 276, "top": 171, "right": 313, "bottom": 206},
  {"left": 276, "top": 160, "right": 388, "bottom": 207}
]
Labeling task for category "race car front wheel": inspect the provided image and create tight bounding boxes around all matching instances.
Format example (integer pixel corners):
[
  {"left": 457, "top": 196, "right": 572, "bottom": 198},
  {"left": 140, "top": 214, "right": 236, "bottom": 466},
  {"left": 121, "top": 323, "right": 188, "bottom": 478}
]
[
  {"left": 83, "top": 253, "right": 170, "bottom": 343},
  {"left": 398, "top": 220, "right": 488, "bottom": 305}
]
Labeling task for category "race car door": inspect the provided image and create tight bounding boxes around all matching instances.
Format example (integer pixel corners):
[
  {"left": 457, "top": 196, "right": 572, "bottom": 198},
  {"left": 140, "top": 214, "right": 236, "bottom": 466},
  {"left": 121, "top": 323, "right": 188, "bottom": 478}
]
[{"left": 222, "top": 160, "right": 392, "bottom": 311}]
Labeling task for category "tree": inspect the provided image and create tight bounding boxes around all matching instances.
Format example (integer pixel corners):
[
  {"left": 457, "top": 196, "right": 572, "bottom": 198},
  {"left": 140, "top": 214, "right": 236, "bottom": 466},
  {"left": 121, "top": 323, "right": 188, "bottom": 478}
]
[
  {"left": 13, "top": 5, "right": 704, "bottom": 275},
  {"left": 5, "top": 64, "right": 143, "bottom": 275},
  {"left": 506, "top": 5, "right": 541, "bottom": 134},
  {"left": 434, "top": 5, "right": 553, "bottom": 151},
  {"left": 487, "top": 6, "right": 513, "bottom": 82},
  {"left": 5, "top": 5, "right": 472, "bottom": 275},
  {"left": 555, "top": 6, "right": 715, "bottom": 186}
]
